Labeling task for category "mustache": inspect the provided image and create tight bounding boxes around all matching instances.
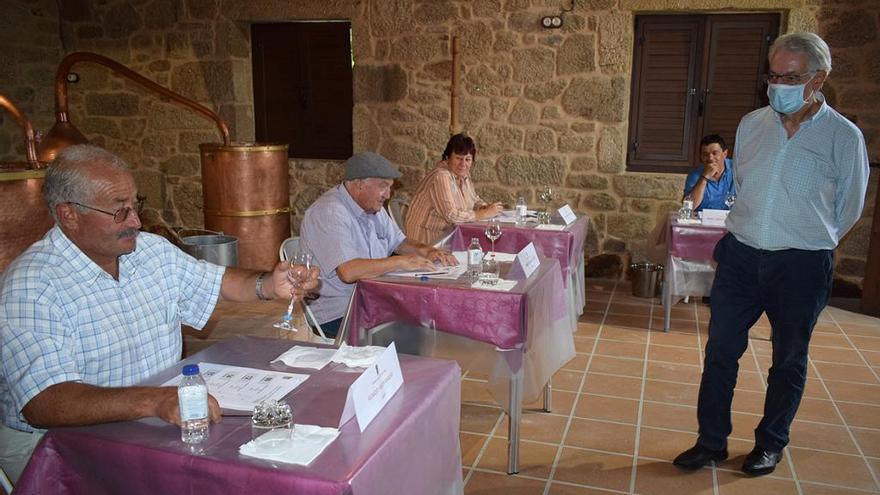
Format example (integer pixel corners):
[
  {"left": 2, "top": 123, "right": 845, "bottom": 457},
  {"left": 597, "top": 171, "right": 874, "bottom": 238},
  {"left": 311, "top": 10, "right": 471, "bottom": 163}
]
[{"left": 117, "top": 229, "right": 139, "bottom": 240}]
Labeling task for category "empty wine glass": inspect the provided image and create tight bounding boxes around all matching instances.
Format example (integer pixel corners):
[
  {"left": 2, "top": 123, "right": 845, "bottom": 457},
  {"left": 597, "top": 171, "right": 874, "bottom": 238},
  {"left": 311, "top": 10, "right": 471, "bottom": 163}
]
[
  {"left": 724, "top": 193, "right": 736, "bottom": 209},
  {"left": 273, "top": 251, "right": 315, "bottom": 332},
  {"left": 484, "top": 217, "right": 502, "bottom": 257}
]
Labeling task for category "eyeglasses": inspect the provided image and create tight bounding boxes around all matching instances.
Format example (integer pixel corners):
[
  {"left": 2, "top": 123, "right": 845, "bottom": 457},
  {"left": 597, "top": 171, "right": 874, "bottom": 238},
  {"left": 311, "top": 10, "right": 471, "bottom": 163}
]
[
  {"left": 69, "top": 196, "right": 146, "bottom": 223},
  {"left": 763, "top": 71, "right": 816, "bottom": 85}
]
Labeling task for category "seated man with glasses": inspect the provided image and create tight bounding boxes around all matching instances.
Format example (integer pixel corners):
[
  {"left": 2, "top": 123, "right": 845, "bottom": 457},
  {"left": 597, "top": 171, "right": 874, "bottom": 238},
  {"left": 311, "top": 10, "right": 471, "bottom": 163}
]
[
  {"left": 682, "top": 134, "right": 736, "bottom": 212},
  {"left": 0, "top": 145, "right": 319, "bottom": 483}
]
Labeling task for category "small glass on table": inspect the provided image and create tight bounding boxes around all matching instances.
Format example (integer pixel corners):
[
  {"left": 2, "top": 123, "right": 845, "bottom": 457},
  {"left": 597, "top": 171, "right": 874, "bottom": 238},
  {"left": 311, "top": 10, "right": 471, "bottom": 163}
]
[
  {"left": 480, "top": 218, "right": 503, "bottom": 285},
  {"left": 273, "top": 250, "right": 317, "bottom": 334},
  {"left": 251, "top": 399, "right": 293, "bottom": 454},
  {"left": 538, "top": 186, "right": 554, "bottom": 224}
]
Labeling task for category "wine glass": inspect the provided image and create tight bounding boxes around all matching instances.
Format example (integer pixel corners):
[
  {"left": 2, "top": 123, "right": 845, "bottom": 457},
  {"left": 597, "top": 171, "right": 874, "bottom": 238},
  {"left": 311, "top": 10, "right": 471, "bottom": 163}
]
[
  {"left": 485, "top": 217, "right": 502, "bottom": 257},
  {"left": 273, "top": 251, "right": 315, "bottom": 332},
  {"left": 724, "top": 193, "right": 736, "bottom": 209}
]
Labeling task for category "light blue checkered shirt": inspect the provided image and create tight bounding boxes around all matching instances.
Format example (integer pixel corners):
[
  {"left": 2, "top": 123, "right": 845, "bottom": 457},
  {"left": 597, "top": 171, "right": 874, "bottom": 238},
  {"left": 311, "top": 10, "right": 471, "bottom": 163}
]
[
  {"left": 727, "top": 95, "right": 870, "bottom": 251},
  {"left": 0, "top": 226, "right": 225, "bottom": 432},
  {"left": 300, "top": 185, "right": 406, "bottom": 324}
]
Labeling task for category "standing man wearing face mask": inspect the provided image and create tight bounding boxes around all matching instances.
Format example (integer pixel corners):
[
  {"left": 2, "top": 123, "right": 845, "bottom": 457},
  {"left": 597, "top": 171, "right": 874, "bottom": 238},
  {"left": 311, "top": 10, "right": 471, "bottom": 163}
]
[{"left": 673, "top": 32, "right": 869, "bottom": 476}]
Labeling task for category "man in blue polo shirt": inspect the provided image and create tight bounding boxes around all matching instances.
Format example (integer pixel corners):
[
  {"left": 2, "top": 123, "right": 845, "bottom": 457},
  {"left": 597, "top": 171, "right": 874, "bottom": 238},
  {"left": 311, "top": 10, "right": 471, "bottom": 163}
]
[{"left": 682, "top": 134, "right": 736, "bottom": 211}]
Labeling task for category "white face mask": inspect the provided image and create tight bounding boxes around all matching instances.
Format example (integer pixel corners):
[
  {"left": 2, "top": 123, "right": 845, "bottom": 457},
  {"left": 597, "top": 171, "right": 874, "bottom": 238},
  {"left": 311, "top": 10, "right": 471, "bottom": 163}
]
[{"left": 767, "top": 76, "right": 814, "bottom": 115}]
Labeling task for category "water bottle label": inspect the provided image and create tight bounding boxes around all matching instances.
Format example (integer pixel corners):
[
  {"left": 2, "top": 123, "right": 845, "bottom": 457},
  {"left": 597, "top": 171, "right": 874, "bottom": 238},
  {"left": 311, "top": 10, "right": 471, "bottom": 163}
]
[
  {"left": 468, "top": 249, "right": 482, "bottom": 265},
  {"left": 516, "top": 205, "right": 527, "bottom": 216},
  {"left": 179, "top": 385, "right": 208, "bottom": 422}
]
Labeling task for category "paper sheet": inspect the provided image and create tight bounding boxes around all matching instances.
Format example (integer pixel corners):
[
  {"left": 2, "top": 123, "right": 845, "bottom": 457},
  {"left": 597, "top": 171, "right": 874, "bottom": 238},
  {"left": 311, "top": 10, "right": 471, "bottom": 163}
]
[
  {"left": 470, "top": 279, "right": 518, "bottom": 292},
  {"left": 385, "top": 263, "right": 466, "bottom": 279},
  {"left": 239, "top": 424, "right": 340, "bottom": 465},
  {"left": 162, "top": 363, "right": 308, "bottom": 411},
  {"left": 534, "top": 224, "right": 566, "bottom": 231},
  {"left": 271, "top": 346, "right": 338, "bottom": 370}
]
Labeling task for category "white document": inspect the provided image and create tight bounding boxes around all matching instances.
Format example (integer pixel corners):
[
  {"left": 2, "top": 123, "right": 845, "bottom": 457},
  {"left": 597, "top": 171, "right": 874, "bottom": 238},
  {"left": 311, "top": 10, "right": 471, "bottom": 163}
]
[
  {"left": 485, "top": 252, "right": 516, "bottom": 263},
  {"left": 558, "top": 204, "right": 577, "bottom": 225},
  {"left": 515, "top": 242, "right": 540, "bottom": 278},
  {"left": 535, "top": 224, "right": 566, "bottom": 231},
  {"left": 385, "top": 263, "right": 466, "bottom": 280},
  {"left": 162, "top": 363, "right": 308, "bottom": 412},
  {"left": 470, "top": 279, "right": 518, "bottom": 292},
  {"left": 338, "top": 343, "right": 404, "bottom": 432}
]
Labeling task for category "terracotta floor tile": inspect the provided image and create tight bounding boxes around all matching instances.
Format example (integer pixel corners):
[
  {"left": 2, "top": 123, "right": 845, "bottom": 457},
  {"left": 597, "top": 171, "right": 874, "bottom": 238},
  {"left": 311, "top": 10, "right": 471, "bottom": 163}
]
[
  {"left": 524, "top": 390, "right": 577, "bottom": 415},
  {"left": 716, "top": 437, "right": 793, "bottom": 479},
  {"left": 584, "top": 299, "right": 610, "bottom": 313},
  {"left": 648, "top": 343, "right": 702, "bottom": 366},
  {"left": 553, "top": 369, "right": 586, "bottom": 393},
  {"left": 564, "top": 418, "right": 636, "bottom": 455},
  {"left": 813, "top": 322, "right": 845, "bottom": 334},
  {"left": 729, "top": 411, "right": 762, "bottom": 441},
  {"left": 581, "top": 311, "right": 605, "bottom": 324},
  {"left": 476, "top": 437, "right": 559, "bottom": 479},
  {"left": 602, "top": 313, "right": 652, "bottom": 330},
  {"left": 588, "top": 355, "right": 644, "bottom": 378},
  {"left": 650, "top": 316, "right": 701, "bottom": 333},
  {"left": 547, "top": 482, "right": 617, "bottom": 494},
  {"left": 608, "top": 302, "right": 653, "bottom": 316},
  {"left": 749, "top": 326, "right": 773, "bottom": 341},
  {"left": 643, "top": 379, "right": 699, "bottom": 405},
  {"left": 838, "top": 322, "right": 880, "bottom": 337},
  {"left": 824, "top": 380, "right": 880, "bottom": 405},
  {"left": 594, "top": 339, "right": 647, "bottom": 360},
  {"left": 574, "top": 393, "right": 640, "bottom": 424},
  {"left": 813, "top": 362, "right": 880, "bottom": 384},
  {"left": 553, "top": 447, "right": 633, "bottom": 492},
  {"left": 733, "top": 370, "right": 766, "bottom": 393},
  {"left": 641, "top": 401, "right": 698, "bottom": 432},
  {"left": 634, "top": 457, "right": 714, "bottom": 495},
  {"left": 464, "top": 470, "right": 547, "bottom": 494},
  {"left": 573, "top": 337, "right": 597, "bottom": 353},
  {"left": 582, "top": 373, "right": 643, "bottom": 399},
  {"left": 601, "top": 325, "right": 649, "bottom": 343},
  {"left": 575, "top": 322, "right": 601, "bottom": 338},
  {"left": 810, "top": 333, "right": 855, "bottom": 349},
  {"left": 563, "top": 353, "right": 590, "bottom": 372},
  {"left": 810, "top": 346, "right": 868, "bottom": 365},
  {"left": 789, "top": 447, "right": 878, "bottom": 491},
  {"left": 637, "top": 427, "right": 698, "bottom": 461},
  {"left": 649, "top": 329, "right": 700, "bottom": 348},
  {"left": 461, "top": 378, "right": 495, "bottom": 404},
  {"left": 789, "top": 420, "right": 860, "bottom": 454},
  {"left": 851, "top": 427, "right": 880, "bottom": 457},
  {"left": 460, "top": 432, "right": 489, "bottom": 466},
  {"left": 800, "top": 481, "right": 880, "bottom": 495},
  {"left": 797, "top": 397, "right": 844, "bottom": 424},
  {"left": 715, "top": 470, "right": 799, "bottom": 495},
  {"left": 496, "top": 412, "right": 569, "bottom": 444},
  {"left": 861, "top": 350, "right": 880, "bottom": 367},
  {"left": 804, "top": 377, "right": 831, "bottom": 399},
  {"left": 837, "top": 401, "right": 880, "bottom": 429},
  {"left": 460, "top": 403, "right": 502, "bottom": 434},
  {"left": 645, "top": 361, "right": 703, "bottom": 384}
]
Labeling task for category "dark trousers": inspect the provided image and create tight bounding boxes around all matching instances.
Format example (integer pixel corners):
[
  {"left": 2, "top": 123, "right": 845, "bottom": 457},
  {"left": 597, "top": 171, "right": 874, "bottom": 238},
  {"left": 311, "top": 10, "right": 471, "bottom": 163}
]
[{"left": 697, "top": 233, "right": 833, "bottom": 452}]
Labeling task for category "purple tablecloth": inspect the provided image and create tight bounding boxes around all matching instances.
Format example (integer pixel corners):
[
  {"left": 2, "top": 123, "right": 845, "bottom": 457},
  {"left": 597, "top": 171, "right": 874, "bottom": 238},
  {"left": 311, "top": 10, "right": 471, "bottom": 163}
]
[
  {"left": 451, "top": 215, "right": 588, "bottom": 288},
  {"left": 15, "top": 336, "right": 463, "bottom": 495},
  {"left": 669, "top": 221, "right": 727, "bottom": 261}
]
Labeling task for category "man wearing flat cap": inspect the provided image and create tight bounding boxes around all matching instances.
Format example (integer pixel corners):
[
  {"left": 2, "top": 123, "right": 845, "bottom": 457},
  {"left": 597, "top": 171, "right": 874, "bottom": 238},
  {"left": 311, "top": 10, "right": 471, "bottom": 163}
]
[{"left": 300, "top": 152, "right": 457, "bottom": 337}]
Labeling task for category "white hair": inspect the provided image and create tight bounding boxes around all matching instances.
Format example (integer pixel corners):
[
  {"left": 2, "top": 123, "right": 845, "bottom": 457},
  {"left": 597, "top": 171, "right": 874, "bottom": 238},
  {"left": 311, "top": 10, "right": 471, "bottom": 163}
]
[
  {"left": 769, "top": 32, "right": 832, "bottom": 75},
  {"left": 43, "top": 145, "right": 129, "bottom": 222}
]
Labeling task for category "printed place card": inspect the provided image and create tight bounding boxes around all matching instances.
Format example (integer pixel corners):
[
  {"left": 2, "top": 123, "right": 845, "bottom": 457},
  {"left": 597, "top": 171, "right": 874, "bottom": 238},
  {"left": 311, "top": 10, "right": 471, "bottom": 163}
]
[
  {"left": 338, "top": 343, "right": 404, "bottom": 432},
  {"left": 558, "top": 204, "right": 577, "bottom": 225},
  {"left": 515, "top": 242, "right": 540, "bottom": 279}
]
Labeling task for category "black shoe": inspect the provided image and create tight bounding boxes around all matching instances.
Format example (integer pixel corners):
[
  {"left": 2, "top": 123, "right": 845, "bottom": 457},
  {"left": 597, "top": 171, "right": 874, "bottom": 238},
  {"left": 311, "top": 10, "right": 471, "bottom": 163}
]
[
  {"left": 742, "top": 447, "right": 782, "bottom": 476},
  {"left": 673, "top": 443, "right": 728, "bottom": 470}
]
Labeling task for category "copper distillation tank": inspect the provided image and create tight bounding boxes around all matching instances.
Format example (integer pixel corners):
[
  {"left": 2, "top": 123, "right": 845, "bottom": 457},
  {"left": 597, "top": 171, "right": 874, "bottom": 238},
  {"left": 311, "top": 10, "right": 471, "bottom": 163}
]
[
  {"left": 39, "top": 52, "right": 290, "bottom": 271},
  {"left": 0, "top": 94, "right": 53, "bottom": 273}
]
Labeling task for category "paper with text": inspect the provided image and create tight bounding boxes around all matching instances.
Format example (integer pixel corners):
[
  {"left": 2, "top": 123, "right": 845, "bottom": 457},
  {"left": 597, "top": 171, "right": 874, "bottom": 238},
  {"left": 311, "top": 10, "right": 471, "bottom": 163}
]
[
  {"left": 558, "top": 204, "right": 577, "bottom": 225},
  {"left": 515, "top": 242, "right": 540, "bottom": 278},
  {"left": 162, "top": 363, "right": 308, "bottom": 411},
  {"left": 338, "top": 343, "right": 404, "bottom": 431}
]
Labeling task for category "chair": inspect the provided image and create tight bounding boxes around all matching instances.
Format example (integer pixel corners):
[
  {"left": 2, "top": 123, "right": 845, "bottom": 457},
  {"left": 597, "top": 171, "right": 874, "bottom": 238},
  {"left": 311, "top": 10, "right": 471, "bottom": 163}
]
[
  {"left": 1, "top": 466, "right": 13, "bottom": 495},
  {"left": 386, "top": 197, "right": 409, "bottom": 231},
  {"left": 278, "top": 236, "right": 326, "bottom": 340}
]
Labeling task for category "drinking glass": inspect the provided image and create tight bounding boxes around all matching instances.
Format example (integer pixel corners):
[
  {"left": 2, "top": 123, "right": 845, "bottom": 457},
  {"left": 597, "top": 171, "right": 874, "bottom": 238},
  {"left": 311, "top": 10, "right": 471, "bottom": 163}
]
[
  {"left": 273, "top": 251, "right": 315, "bottom": 332},
  {"left": 724, "top": 193, "right": 736, "bottom": 209},
  {"left": 479, "top": 256, "right": 499, "bottom": 286},
  {"left": 251, "top": 399, "right": 293, "bottom": 454},
  {"left": 484, "top": 218, "right": 502, "bottom": 256}
]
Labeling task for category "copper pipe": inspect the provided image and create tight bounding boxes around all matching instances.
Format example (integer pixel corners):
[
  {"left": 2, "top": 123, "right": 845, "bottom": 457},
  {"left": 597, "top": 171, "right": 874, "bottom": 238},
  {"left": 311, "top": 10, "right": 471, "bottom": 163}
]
[
  {"left": 0, "top": 94, "right": 40, "bottom": 167},
  {"left": 450, "top": 36, "right": 461, "bottom": 136},
  {"left": 38, "top": 51, "right": 231, "bottom": 162}
]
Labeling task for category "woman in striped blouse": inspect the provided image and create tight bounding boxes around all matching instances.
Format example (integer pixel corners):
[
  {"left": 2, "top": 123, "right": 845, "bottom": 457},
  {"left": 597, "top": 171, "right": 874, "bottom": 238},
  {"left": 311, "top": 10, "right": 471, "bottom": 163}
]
[{"left": 405, "top": 133, "right": 503, "bottom": 244}]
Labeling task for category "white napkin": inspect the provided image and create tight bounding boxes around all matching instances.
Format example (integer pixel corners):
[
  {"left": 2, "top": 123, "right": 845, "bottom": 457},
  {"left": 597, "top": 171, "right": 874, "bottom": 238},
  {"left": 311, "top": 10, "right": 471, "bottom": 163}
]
[
  {"left": 271, "top": 346, "right": 337, "bottom": 370},
  {"left": 239, "top": 424, "right": 340, "bottom": 465},
  {"left": 534, "top": 224, "right": 566, "bottom": 231},
  {"left": 674, "top": 218, "right": 701, "bottom": 225},
  {"left": 470, "top": 279, "right": 518, "bottom": 292},
  {"left": 331, "top": 343, "right": 387, "bottom": 368}
]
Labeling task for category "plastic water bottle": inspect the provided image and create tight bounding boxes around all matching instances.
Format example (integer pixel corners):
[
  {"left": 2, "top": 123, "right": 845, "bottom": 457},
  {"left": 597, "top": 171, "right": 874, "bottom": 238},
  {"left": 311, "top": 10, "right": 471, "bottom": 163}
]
[
  {"left": 679, "top": 195, "right": 694, "bottom": 221},
  {"left": 178, "top": 364, "right": 209, "bottom": 444},
  {"left": 467, "top": 237, "right": 483, "bottom": 282},
  {"left": 515, "top": 196, "right": 527, "bottom": 226}
]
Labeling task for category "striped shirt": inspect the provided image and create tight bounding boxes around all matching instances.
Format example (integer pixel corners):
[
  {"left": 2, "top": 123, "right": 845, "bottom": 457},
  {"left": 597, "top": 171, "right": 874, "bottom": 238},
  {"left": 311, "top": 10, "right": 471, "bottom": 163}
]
[
  {"left": 727, "top": 95, "right": 869, "bottom": 251},
  {"left": 405, "top": 161, "right": 485, "bottom": 244},
  {"left": 300, "top": 185, "right": 406, "bottom": 324},
  {"left": 0, "top": 226, "right": 224, "bottom": 432}
]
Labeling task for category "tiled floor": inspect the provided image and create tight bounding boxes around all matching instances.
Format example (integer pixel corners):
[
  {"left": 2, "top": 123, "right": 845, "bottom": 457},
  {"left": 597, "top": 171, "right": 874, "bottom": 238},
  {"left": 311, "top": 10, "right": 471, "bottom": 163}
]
[{"left": 185, "top": 278, "right": 880, "bottom": 494}]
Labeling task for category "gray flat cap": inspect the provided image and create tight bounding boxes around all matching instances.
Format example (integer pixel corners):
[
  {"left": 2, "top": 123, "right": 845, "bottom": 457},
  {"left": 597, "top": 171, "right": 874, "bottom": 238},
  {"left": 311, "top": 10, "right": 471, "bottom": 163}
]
[{"left": 344, "top": 152, "right": 402, "bottom": 180}]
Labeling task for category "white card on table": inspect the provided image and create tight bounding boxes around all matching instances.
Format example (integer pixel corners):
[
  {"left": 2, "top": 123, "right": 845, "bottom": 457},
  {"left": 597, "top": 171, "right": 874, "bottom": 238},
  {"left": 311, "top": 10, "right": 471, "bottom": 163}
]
[
  {"left": 558, "top": 204, "right": 577, "bottom": 225},
  {"left": 338, "top": 342, "right": 404, "bottom": 432},
  {"left": 515, "top": 242, "right": 540, "bottom": 279}
]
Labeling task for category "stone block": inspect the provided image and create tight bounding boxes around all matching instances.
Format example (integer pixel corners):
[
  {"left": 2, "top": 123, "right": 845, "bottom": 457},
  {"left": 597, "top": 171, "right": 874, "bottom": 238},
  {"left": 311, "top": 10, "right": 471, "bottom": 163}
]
[
  {"left": 460, "top": 97, "right": 491, "bottom": 128},
  {"left": 470, "top": 159, "right": 497, "bottom": 182},
  {"left": 423, "top": 61, "right": 453, "bottom": 81},
  {"left": 603, "top": 238, "right": 627, "bottom": 253},
  {"left": 466, "top": 64, "right": 509, "bottom": 96},
  {"left": 419, "top": 104, "right": 450, "bottom": 122},
  {"left": 472, "top": 0, "right": 502, "bottom": 17},
  {"left": 149, "top": 60, "right": 172, "bottom": 73},
  {"left": 562, "top": 76, "right": 627, "bottom": 122},
  {"left": 145, "top": 0, "right": 183, "bottom": 30},
  {"left": 613, "top": 175, "right": 683, "bottom": 200},
  {"left": 160, "top": 155, "right": 201, "bottom": 177},
  {"left": 173, "top": 180, "right": 204, "bottom": 227},
  {"left": 586, "top": 253, "right": 623, "bottom": 278},
  {"left": 836, "top": 257, "right": 866, "bottom": 277},
  {"left": 148, "top": 101, "right": 214, "bottom": 130},
  {"left": 141, "top": 132, "right": 177, "bottom": 158},
  {"left": 216, "top": 20, "right": 250, "bottom": 59},
  {"left": 391, "top": 35, "right": 446, "bottom": 63},
  {"left": 824, "top": 10, "right": 877, "bottom": 48},
  {"left": 370, "top": 0, "right": 414, "bottom": 36},
  {"left": 831, "top": 49, "right": 861, "bottom": 79},
  {"left": 85, "top": 93, "right": 140, "bottom": 117},
  {"left": 493, "top": 31, "right": 519, "bottom": 52},
  {"left": 171, "top": 61, "right": 237, "bottom": 102},
  {"left": 497, "top": 154, "right": 565, "bottom": 186},
  {"left": 597, "top": 12, "right": 632, "bottom": 73},
  {"left": 186, "top": 0, "right": 218, "bottom": 19},
  {"left": 104, "top": 3, "right": 141, "bottom": 38},
  {"left": 512, "top": 47, "right": 556, "bottom": 84},
  {"left": 542, "top": 106, "right": 563, "bottom": 120},
  {"left": 525, "top": 128, "right": 557, "bottom": 154},
  {"left": 540, "top": 34, "right": 565, "bottom": 48},
  {"left": 582, "top": 192, "right": 618, "bottom": 211},
  {"left": 558, "top": 131, "right": 595, "bottom": 153},
  {"left": 560, "top": 14, "right": 587, "bottom": 34},
  {"left": 598, "top": 125, "right": 625, "bottom": 173},
  {"left": 628, "top": 198, "right": 655, "bottom": 213},
  {"left": 77, "top": 25, "right": 103, "bottom": 39},
  {"left": 459, "top": 21, "right": 495, "bottom": 59},
  {"left": 58, "top": 0, "right": 91, "bottom": 21},
  {"left": 414, "top": 1, "right": 456, "bottom": 25},
  {"left": 605, "top": 212, "right": 652, "bottom": 238},
  {"left": 132, "top": 168, "right": 167, "bottom": 217},
  {"left": 490, "top": 99, "right": 511, "bottom": 121},
  {"left": 507, "top": 11, "right": 541, "bottom": 32},
  {"left": 509, "top": 100, "right": 538, "bottom": 125},
  {"left": 380, "top": 139, "right": 427, "bottom": 168},
  {"left": 474, "top": 184, "right": 516, "bottom": 204},
  {"left": 571, "top": 155, "right": 597, "bottom": 171},
  {"left": 353, "top": 106, "right": 381, "bottom": 152},
  {"left": 477, "top": 124, "right": 524, "bottom": 154},
  {"left": 178, "top": 131, "right": 221, "bottom": 152},
  {"left": 353, "top": 64, "right": 407, "bottom": 103},
  {"left": 567, "top": 172, "right": 607, "bottom": 189},
  {"left": 293, "top": 186, "right": 325, "bottom": 215},
  {"left": 558, "top": 34, "right": 596, "bottom": 75}
]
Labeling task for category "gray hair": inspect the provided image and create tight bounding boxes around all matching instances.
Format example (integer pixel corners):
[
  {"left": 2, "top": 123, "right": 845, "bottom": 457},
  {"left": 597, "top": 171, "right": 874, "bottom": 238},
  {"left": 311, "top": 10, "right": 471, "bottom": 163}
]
[
  {"left": 43, "top": 145, "right": 129, "bottom": 222},
  {"left": 769, "top": 32, "right": 832, "bottom": 75}
]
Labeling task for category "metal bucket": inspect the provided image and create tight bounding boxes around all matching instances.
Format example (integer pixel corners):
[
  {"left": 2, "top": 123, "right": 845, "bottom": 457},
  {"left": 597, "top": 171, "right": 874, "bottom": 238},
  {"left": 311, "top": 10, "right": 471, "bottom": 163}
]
[
  {"left": 631, "top": 262, "right": 663, "bottom": 298},
  {"left": 200, "top": 142, "right": 290, "bottom": 271},
  {"left": 178, "top": 229, "right": 239, "bottom": 267}
]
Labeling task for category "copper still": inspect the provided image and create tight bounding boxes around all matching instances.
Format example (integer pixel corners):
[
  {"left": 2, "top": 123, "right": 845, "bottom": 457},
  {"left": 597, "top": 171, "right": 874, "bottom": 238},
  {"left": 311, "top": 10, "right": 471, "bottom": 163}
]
[
  {"left": 200, "top": 143, "right": 290, "bottom": 271},
  {"left": 0, "top": 94, "right": 53, "bottom": 272},
  {"left": 42, "top": 52, "right": 292, "bottom": 270}
]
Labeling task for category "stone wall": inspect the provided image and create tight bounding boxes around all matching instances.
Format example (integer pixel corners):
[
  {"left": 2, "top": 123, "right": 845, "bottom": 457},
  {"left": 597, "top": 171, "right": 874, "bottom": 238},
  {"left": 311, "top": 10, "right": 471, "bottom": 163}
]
[{"left": 0, "top": 0, "right": 877, "bottom": 288}]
